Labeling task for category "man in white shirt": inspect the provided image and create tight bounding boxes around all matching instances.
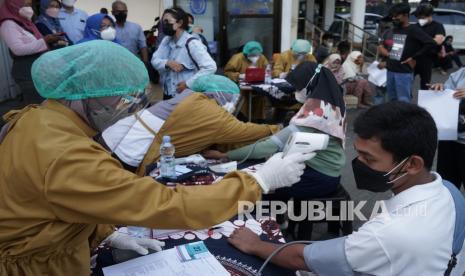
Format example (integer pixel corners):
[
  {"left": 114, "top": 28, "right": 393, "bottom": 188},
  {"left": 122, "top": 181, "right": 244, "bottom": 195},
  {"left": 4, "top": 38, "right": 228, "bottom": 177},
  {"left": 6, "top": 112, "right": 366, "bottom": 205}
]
[
  {"left": 228, "top": 101, "right": 465, "bottom": 275},
  {"left": 59, "top": 0, "right": 88, "bottom": 44}
]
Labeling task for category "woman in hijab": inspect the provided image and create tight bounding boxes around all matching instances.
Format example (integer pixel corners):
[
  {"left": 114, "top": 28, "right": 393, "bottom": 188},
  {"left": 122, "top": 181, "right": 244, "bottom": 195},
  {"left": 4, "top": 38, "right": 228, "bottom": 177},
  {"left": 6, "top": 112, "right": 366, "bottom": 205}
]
[
  {"left": 0, "top": 0, "right": 61, "bottom": 104},
  {"left": 0, "top": 41, "right": 307, "bottom": 275},
  {"left": 77, "top": 13, "right": 118, "bottom": 44},
  {"left": 430, "top": 68, "right": 465, "bottom": 190},
  {"left": 323, "top": 53, "right": 344, "bottom": 85},
  {"left": 204, "top": 62, "right": 346, "bottom": 203},
  {"left": 342, "top": 51, "right": 373, "bottom": 108},
  {"left": 101, "top": 74, "right": 279, "bottom": 175},
  {"left": 224, "top": 40, "right": 269, "bottom": 121},
  {"left": 35, "top": 0, "right": 71, "bottom": 49}
]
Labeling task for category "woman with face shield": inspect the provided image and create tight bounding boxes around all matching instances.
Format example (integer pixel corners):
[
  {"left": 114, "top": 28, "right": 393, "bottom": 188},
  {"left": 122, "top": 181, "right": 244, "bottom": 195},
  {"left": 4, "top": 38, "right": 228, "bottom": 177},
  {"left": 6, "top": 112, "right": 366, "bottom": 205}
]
[
  {"left": 101, "top": 74, "right": 280, "bottom": 175},
  {"left": 224, "top": 40, "right": 269, "bottom": 121},
  {"left": 77, "top": 13, "right": 118, "bottom": 44},
  {"left": 204, "top": 62, "right": 346, "bottom": 205},
  {"left": 0, "top": 40, "right": 311, "bottom": 275},
  {"left": 151, "top": 7, "right": 216, "bottom": 100},
  {"left": 272, "top": 39, "right": 316, "bottom": 79}
]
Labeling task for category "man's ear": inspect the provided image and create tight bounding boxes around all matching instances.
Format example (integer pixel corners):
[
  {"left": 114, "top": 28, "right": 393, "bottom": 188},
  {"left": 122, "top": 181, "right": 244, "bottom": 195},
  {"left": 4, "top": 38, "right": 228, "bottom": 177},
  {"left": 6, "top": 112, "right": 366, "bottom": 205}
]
[{"left": 405, "top": 155, "right": 425, "bottom": 175}]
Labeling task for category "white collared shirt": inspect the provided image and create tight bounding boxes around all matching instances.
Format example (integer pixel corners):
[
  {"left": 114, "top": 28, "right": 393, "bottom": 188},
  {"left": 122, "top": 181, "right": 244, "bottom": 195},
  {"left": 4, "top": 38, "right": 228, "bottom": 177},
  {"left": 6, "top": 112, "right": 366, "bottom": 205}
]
[{"left": 345, "top": 172, "right": 465, "bottom": 276}]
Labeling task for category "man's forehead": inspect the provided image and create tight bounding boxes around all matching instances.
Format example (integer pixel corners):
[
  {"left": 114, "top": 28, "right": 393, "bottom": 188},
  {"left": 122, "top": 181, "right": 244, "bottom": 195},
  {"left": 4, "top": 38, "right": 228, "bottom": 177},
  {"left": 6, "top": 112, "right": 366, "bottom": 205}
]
[{"left": 354, "top": 136, "right": 389, "bottom": 156}]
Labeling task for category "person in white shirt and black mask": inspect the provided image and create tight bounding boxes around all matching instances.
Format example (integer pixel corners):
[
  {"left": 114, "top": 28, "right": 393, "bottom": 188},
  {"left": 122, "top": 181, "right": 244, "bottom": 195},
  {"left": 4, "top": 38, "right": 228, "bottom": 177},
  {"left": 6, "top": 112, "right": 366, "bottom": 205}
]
[{"left": 227, "top": 101, "right": 465, "bottom": 276}]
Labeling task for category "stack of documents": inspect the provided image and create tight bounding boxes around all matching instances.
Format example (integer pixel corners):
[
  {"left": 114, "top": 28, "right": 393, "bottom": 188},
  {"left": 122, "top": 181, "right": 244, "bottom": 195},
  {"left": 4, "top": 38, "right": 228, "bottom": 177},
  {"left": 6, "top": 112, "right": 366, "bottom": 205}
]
[{"left": 103, "top": 241, "right": 230, "bottom": 276}]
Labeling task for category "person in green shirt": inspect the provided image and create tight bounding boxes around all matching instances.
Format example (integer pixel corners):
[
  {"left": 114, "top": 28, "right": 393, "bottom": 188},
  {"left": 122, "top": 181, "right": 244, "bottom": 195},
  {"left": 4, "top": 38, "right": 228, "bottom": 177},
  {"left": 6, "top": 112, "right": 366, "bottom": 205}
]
[{"left": 204, "top": 62, "right": 347, "bottom": 200}]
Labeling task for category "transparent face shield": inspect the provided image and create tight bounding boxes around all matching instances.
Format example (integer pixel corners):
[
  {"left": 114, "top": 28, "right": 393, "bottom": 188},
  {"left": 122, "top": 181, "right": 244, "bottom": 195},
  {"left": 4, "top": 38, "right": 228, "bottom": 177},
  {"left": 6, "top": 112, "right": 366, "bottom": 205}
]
[
  {"left": 91, "top": 88, "right": 155, "bottom": 157},
  {"left": 204, "top": 91, "right": 240, "bottom": 114}
]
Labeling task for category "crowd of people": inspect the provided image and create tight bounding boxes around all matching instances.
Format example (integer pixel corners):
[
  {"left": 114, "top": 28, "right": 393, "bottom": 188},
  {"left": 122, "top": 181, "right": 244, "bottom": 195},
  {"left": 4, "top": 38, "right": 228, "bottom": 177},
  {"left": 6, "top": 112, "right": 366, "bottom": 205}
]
[{"left": 0, "top": 0, "right": 465, "bottom": 275}]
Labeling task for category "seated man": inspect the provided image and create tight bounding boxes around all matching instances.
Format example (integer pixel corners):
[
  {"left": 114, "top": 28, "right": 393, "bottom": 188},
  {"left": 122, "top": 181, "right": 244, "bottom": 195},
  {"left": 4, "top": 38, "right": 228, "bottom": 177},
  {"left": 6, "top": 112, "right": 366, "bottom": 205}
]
[
  {"left": 101, "top": 74, "right": 279, "bottom": 176},
  {"left": 227, "top": 101, "right": 465, "bottom": 275},
  {"left": 272, "top": 39, "right": 316, "bottom": 78}
]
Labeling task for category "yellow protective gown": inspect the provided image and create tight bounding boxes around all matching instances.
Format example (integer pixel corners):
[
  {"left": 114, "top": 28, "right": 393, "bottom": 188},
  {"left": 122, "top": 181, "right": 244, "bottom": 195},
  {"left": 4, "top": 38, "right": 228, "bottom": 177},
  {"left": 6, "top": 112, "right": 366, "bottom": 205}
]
[
  {"left": 272, "top": 50, "right": 317, "bottom": 78},
  {"left": 224, "top": 53, "right": 268, "bottom": 82},
  {"left": 136, "top": 93, "right": 278, "bottom": 176},
  {"left": 0, "top": 100, "right": 261, "bottom": 276},
  {"left": 224, "top": 53, "right": 269, "bottom": 120}
]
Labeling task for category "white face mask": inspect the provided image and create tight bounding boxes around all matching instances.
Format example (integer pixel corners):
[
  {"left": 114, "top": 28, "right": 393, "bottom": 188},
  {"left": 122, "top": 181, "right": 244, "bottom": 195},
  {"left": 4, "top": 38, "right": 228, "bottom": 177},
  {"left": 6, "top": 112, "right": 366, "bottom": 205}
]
[
  {"left": 101, "top": 27, "right": 116, "bottom": 41},
  {"left": 62, "top": 0, "right": 76, "bottom": 7},
  {"left": 295, "top": 88, "right": 307, "bottom": 104},
  {"left": 294, "top": 64, "right": 323, "bottom": 104},
  {"left": 327, "top": 42, "right": 334, "bottom": 48},
  {"left": 46, "top": 7, "right": 60, "bottom": 18},
  {"left": 222, "top": 102, "right": 235, "bottom": 113},
  {"left": 418, "top": 18, "right": 428, "bottom": 26},
  {"left": 248, "top": 56, "right": 259, "bottom": 64},
  {"left": 18, "top": 7, "right": 34, "bottom": 20}
]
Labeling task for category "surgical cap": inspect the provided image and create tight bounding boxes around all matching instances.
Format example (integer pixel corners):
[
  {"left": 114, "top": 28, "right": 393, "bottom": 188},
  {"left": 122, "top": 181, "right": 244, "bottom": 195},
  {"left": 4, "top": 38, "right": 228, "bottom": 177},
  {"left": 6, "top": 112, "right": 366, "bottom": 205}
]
[
  {"left": 32, "top": 40, "right": 149, "bottom": 100},
  {"left": 291, "top": 39, "right": 312, "bottom": 54},
  {"left": 243, "top": 41, "right": 263, "bottom": 56},
  {"left": 191, "top": 75, "right": 240, "bottom": 94}
]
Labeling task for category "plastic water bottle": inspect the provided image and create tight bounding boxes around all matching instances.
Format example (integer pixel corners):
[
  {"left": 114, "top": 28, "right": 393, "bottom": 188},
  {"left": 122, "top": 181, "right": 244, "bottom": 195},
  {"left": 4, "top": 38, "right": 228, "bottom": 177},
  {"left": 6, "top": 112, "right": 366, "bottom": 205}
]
[
  {"left": 265, "top": 64, "right": 272, "bottom": 84},
  {"left": 160, "top": 135, "right": 176, "bottom": 178}
]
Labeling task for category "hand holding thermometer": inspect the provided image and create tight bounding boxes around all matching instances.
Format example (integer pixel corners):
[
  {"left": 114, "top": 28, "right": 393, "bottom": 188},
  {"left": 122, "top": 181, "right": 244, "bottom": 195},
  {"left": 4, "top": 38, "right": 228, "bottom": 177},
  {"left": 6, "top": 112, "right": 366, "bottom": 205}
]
[{"left": 282, "top": 132, "right": 330, "bottom": 158}]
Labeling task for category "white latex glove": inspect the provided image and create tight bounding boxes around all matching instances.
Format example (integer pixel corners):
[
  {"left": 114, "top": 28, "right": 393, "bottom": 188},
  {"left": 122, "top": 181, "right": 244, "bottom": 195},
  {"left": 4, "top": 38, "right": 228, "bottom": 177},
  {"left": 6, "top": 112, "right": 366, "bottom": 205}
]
[
  {"left": 105, "top": 231, "right": 165, "bottom": 255},
  {"left": 239, "top": 73, "right": 245, "bottom": 80},
  {"left": 250, "top": 151, "right": 316, "bottom": 193},
  {"left": 279, "top": 72, "right": 288, "bottom": 79}
]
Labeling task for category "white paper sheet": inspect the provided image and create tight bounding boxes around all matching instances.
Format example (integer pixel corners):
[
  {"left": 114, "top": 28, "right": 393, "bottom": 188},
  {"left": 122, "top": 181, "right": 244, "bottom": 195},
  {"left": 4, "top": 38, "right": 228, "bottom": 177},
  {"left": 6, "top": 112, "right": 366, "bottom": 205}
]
[
  {"left": 367, "top": 61, "right": 387, "bottom": 87},
  {"left": 418, "top": 89, "right": 460, "bottom": 140},
  {"left": 103, "top": 245, "right": 230, "bottom": 276}
]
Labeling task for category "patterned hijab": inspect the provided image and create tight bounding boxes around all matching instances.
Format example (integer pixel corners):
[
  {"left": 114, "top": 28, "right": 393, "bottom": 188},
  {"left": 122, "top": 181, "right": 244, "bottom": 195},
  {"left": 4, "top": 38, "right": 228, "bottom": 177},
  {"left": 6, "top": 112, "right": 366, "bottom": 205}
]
[{"left": 286, "top": 61, "right": 346, "bottom": 143}]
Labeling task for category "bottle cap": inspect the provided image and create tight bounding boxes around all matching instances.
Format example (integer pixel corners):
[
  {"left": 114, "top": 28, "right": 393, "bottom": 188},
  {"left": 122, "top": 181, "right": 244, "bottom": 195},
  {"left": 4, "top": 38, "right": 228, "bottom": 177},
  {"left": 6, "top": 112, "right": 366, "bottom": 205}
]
[{"left": 162, "top": 136, "right": 171, "bottom": 143}]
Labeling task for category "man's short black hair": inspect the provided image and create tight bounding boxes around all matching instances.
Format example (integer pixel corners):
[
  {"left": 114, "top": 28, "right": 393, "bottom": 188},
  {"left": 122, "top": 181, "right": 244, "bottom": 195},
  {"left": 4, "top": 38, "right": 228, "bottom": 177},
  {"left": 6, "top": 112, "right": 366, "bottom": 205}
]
[
  {"left": 354, "top": 102, "right": 438, "bottom": 169},
  {"left": 100, "top": 8, "right": 108, "bottom": 14},
  {"left": 163, "top": 7, "right": 189, "bottom": 30},
  {"left": 337, "top": 40, "right": 351, "bottom": 54},
  {"left": 322, "top": 33, "right": 333, "bottom": 41},
  {"left": 389, "top": 3, "right": 411, "bottom": 17},
  {"left": 415, "top": 3, "right": 434, "bottom": 18}
]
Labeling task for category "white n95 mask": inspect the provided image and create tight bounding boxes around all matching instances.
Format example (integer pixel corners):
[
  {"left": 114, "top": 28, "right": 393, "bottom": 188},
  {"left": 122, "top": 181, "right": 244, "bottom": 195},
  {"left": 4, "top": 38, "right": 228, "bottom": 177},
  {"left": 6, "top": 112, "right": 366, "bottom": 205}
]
[
  {"left": 18, "top": 7, "right": 34, "bottom": 20},
  {"left": 248, "top": 56, "right": 259, "bottom": 64},
  {"left": 418, "top": 19, "right": 428, "bottom": 26},
  {"left": 101, "top": 27, "right": 116, "bottom": 41},
  {"left": 62, "top": 0, "right": 76, "bottom": 7}
]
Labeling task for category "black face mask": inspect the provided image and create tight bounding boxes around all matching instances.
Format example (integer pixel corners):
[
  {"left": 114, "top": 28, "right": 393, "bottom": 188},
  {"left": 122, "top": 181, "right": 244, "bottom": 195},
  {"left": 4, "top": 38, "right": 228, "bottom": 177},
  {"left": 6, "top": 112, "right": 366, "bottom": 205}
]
[
  {"left": 392, "top": 20, "right": 402, "bottom": 28},
  {"left": 352, "top": 157, "right": 409, "bottom": 193},
  {"left": 162, "top": 23, "right": 176, "bottom": 36},
  {"left": 114, "top": 13, "right": 127, "bottom": 23}
]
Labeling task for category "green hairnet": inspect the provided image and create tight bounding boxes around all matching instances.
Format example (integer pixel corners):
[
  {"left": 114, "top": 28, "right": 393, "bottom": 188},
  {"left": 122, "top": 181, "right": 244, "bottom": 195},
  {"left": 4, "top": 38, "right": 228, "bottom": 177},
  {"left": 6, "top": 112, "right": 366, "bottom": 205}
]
[
  {"left": 243, "top": 41, "right": 263, "bottom": 56},
  {"left": 191, "top": 75, "right": 240, "bottom": 94},
  {"left": 32, "top": 40, "right": 149, "bottom": 100},
  {"left": 291, "top": 39, "right": 312, "bottom": 54}
]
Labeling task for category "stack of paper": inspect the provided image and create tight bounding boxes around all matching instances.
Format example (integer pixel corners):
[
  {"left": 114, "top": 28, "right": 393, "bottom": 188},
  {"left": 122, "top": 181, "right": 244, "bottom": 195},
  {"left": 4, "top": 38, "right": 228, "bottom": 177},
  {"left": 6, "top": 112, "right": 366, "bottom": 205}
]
[
  {"left": 103, "top": 241, "right": 230, "bottom": 276},
  {"left": 418, "top": 90, "right": 460, "bottom": 140}
]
